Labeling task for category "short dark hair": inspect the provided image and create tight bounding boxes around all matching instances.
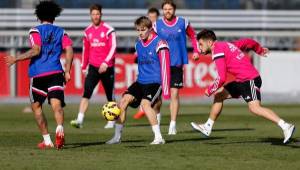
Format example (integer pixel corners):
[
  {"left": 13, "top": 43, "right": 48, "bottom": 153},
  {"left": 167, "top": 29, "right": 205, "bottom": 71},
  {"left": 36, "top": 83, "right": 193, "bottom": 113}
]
[
  {"left": 197, "top": 29, "right": 217, "bottom": 41},
  {"left": 161, "top": 0, "right": 176, "bottom": 10},
  {"left": 35, "top": 1, "right": 62, "bottom": 22},
  {"left": 90, "top": 4, "right": 102, "bottom": 13},
  {"left": 148, "top": 7, "right": 160, "bottom": 16},
  {"left": 135, "top": 16, "right": 152, "bottom": 29}
]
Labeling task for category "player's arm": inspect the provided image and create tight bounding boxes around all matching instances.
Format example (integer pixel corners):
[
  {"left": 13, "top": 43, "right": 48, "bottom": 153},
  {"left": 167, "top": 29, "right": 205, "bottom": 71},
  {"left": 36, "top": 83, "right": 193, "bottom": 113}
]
[
  {"left": 5, "top": 32, "right": 41, "bottom": 66},
  {"left": 206, "top": 56, "right": 227, "bottom": 97},
  {"left": 185, "top": 20, "right": 201, "bottom": 61},
  {"left": 62, "top": 33, "right": 74, "bottom": 83},
  {"left": 234, "top": 38, "right": 269, "bottom": 57},
  {"left": 99, "top": 31, "right": 117, "bottom": 73},
  {"left": 157, "top": 41, "right": 171, "bottom": 99},
  {"left": 81, "top": 32, "right": 90, "bottom": 73}
]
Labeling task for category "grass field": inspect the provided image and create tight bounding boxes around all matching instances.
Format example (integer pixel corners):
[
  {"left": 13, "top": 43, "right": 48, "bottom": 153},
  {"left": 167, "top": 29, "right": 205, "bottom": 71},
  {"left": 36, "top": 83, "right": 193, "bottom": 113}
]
[{"left": 0, "top": 103, "right": 299, "bottom": 170}]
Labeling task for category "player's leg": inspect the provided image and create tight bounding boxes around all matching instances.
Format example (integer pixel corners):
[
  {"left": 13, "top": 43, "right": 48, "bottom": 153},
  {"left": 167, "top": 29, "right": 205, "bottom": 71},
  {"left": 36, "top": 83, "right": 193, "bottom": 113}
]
[
  {"left": 244, "top": 77, "right": 295, "bottom": 143},
  {"left": 70, "top": 66, "right": 100, "bottom": 128},
  {"left": 47, "top": 73, "right": 66, "bottom": 149},
  {"left": 141, "top": 99, "right": 165, "bottom": 144},
  {"left": 191, "top": 88, "right": 232, "bottom": 137},
  {"left": 106, "top": 82, "right": 140, "bottom": 144},
  {"left": 30, "top": 77, "right": 54, "bottom": 149},
  {"left": 100, "top": 67, "right": 116, "bottom": 129},
  {"left": 168, "top": 66, "right": 183, "bottom": 135},
  {"left": 153, "top": 98, "right": 162, "bottom": 125}
]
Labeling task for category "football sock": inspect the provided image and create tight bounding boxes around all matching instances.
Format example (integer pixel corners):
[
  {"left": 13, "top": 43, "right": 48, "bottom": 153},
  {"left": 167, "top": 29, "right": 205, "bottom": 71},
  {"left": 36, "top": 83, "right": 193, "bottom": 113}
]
[
  {"left": 56, "top": 125, "right": 64, "bottom": 134},
  {"left": 278, "top": 119, "right": 289, "bottom": 130},
  {"left": 170, "top": 120, "right": 176, "bottom": 128},
  {"left": 156, "top": 113, "right": 161, "bottom": 125},
  {"left": 152, "top": 124, "right": 163, "bottom": 140},
  {"left": 43, "top": 134, "right": 52, "bottom": 145},
  {"left": 77, "top": 112, "right": 84, "bottom": 124},
  {"left": 204, "top": 118, "right": 214, "bottom": 130},
  {"left": 114, "top": 124, "right": 123, "bottom": 139}
]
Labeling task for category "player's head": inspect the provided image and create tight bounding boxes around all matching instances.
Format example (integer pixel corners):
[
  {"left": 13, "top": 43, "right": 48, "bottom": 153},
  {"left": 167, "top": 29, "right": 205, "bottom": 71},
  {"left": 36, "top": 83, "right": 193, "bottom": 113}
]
[
  {"left": 196, "top": 29, "right": 217, "bottom": 55},
  {"left": 162, "top": 0, "right": 176, "bottom": 20},
  {"left": 135, "top": 16, "right": 153, "bottom": 41},
  {"left": 90, "top": 4, "right": 102, "bottom": 26},
  {"left": 147, "top": 7, "right": 160, "bottom": 23},
  {"left": 35, "top": 1, "right": 62, "bottom": 23}
]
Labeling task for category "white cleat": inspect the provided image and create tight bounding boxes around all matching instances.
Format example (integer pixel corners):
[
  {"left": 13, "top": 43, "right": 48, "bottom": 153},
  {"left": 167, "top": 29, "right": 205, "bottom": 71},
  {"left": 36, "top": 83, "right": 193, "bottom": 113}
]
[
  {"left": 150, "top": 138, "right": 166, "bottom": 145},
  {"left": 283, "top": 124, "right": 295, "bottom": 144},
  {"left": 191, "top": 122, "right": 211, "bottom": 137},
  {"left": 168, "top": 126, "right": 177, "bottom": 135},
  {"left": 106, "top": 137, "right": 121, "bottom": 145},
  {"left": 104, "top": 121, "right": 115, "bottom": 129}
]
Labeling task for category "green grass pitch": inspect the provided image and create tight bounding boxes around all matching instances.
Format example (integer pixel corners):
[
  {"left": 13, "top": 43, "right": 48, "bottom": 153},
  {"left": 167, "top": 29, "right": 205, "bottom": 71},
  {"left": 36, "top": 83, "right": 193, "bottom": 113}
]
[{"left": 0, "top": 104, "right": 299, "bottom": 170}]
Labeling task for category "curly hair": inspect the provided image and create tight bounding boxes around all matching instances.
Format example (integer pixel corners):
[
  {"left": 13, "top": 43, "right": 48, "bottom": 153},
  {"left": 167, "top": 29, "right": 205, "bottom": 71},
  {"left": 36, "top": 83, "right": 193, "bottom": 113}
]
[{"left": 35, "top": 1, "right": 62, "bottom": 22}]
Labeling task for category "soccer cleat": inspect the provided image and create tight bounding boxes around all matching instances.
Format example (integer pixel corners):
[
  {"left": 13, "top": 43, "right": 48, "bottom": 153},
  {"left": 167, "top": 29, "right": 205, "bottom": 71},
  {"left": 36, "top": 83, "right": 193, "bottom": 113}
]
[
  {"left": 55, "top": 132, "right": 65, "bottom": 149},
  {"left": 70, "top": 119, "right": 83, "bottom": 129},
  {"left": 133, "top": 110, "right": 145, "bottom": 119},
  {"left": 37, "top": 141, "right": 54, "bottom": 149},
  {"left": 150, "top": 138, "right": 165, "bottom": 145},
  {"left": 168, "top": 126, "right": 177, "bottom": 135},
  {"left": 191, "top": 122, "right": 211, "bottom": 137},
  {"left": 104, "top": 121, "right": 115, "bottom": 129},
  {"left": 283, "top": 124, "right": 295, "bottom": 144},
  {"left": 106, "top": 137, "right": 121, "bottom": 144}
]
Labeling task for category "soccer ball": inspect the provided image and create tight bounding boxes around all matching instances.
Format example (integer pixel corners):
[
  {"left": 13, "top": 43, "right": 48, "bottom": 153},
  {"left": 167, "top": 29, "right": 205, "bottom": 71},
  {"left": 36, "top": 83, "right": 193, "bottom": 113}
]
[{"left": 101, "top": 102, "right": 121, "bottom": 121}]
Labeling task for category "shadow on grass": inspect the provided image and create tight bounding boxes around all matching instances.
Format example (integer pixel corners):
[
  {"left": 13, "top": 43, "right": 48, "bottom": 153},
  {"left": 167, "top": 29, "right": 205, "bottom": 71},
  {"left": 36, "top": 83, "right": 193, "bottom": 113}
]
[
  {"left": 205, "top": 137, "right": 300, "bottom": 148},
  {"left": 126, "top": 123, "right": 169, "bottom": 127},
  {"left": 64, "top": 139, "right": 147, "bottom": 149},
  {"left": 182, "top": 128, "right": 254, "bottom": 134},
  {"left": 167, "top": 137, "right": 225, "bottom": 144}
]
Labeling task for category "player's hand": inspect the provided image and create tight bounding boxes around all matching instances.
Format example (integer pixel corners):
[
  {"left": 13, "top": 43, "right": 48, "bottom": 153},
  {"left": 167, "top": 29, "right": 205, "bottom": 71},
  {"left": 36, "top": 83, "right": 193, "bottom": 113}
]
[
  {"left": 64, "top": 72, "right": 71, "bottom": 83},
  {"left": 192, "top": 52, "right": 200, "bottom": 61},
  {"left": 204, "top": 89, "right": 209, "bottom": 97},
  {"left": 261, "top": 48, "right": 269, "bottom": 57},
  {"left": 98, "top": 63, "right": 108, "bottom": 74},
  {"left": 4, "top": 55, "right": 17, "bottom": 67},
  {"left": 82, "top": 69, "right": 88, "bottom": 77}
]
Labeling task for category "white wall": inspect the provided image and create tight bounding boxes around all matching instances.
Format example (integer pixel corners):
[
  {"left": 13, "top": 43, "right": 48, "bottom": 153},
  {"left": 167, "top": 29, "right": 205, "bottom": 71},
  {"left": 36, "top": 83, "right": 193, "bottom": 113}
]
[{"left": 260, "top": 51, "right": 300, "bottom": 95}]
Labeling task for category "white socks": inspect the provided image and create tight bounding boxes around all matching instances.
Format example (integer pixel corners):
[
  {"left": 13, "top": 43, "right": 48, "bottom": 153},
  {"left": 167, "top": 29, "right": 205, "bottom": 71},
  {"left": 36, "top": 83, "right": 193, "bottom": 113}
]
[
  {"left": 152, "top": 124, "right": 163, "bottom": 140},
  {"left": 278, "top": 119, "right": 289, "bottom": 130},
  {"left": 56, "top": 125, "right": 64, "bottom": 135},
  {"left": 77, "top": 112, "right": 85, "bottom": 124},
  {"left": 156, "top": 113, "right": 161, "bottom": 125},
  {"left": 204, "top": 118, "right": 214, "bottom": 130},
  {"left": 43, "top": 134, "right": 52, "bottom": 145},
  {"left": 169, "top": 120, "right": 176, "bottom": 128},
  {"left": 114, "top": 124, "right": 123, "bottom": 140}
]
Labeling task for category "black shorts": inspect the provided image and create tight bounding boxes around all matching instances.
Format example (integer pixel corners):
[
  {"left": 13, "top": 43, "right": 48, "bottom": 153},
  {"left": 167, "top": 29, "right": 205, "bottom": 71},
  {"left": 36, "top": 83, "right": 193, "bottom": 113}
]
[
  {"left": 124, "top": 82, "right": 162, "bottom": 108},
  {"left": 170, "top": 66, "right": 183, "bottom": 88},
  {"left": 29, "top": 73, "right": 65, "bottom": 107},
  {"left": 83, "top": 65, "right": 115, "bottom": 101},
  {"left": 224, "top": 76, "right": 262, "bottom": 103}
]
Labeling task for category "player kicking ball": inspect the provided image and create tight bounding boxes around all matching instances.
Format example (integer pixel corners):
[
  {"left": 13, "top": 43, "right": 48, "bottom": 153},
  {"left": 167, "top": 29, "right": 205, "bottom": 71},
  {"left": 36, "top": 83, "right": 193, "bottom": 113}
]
[
  {"left": 5, "top": 1, "right": 73, "bottom": 149},
  {"left": 191, "top": 29, "right": 295, "bottom": 144},
  {"left": 106, "top": 16, "right": 170, "bottom": 145}
]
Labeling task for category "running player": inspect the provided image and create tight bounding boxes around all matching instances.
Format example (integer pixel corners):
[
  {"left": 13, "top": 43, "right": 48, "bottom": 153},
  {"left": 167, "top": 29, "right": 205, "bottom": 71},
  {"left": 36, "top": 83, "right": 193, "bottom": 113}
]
[
  {"left": 106, "top": 16, "right": 170, "bottom": 145},
  {"left": 153, "top": 0, "right": 201, "bottom": 135},
  {"left": 70, "top": 4, "right": 117, "bottom": 129},
  {"left": 191, "top": 29, "right": 295, "bottom": 144},
  {"left": 5, "top": 1, "right": 73, "bottom": 149}
]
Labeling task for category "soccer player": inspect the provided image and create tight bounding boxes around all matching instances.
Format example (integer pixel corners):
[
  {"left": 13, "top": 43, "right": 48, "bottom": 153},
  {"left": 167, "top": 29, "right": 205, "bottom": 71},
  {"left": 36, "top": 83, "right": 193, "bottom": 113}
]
[
  {"left": 106, "top": 16, "right": 170, "bottom": 145},
  {"left": 191, "top": 29, "right": 295, "bottom": 144},
  {"left": 70, "top": 4, "right": 117, "bottom": 129},
  {"left": 133, "top": 7, "right": 162, "bottom": 121},
  {"left": 5, "top": 1, "right": 73, "bottom": 149},
  {"left": 153, "top": 0, "right": 201, "bottom": 135}
]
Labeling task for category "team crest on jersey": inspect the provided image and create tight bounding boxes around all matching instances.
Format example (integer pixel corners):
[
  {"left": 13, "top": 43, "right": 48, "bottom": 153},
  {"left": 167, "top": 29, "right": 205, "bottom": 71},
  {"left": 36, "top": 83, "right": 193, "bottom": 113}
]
[
  {"left": 148, "top": 51, "right": 153, "bottom": 55},
  {"left": 100, "top": 32, "right": 105, "bottom": 38},
  {"left": 178, "top": 29, "right": 182, "bottom": 32},
  {"left": 88, "top": 33, "right": 92, "bottom": 40}
]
